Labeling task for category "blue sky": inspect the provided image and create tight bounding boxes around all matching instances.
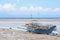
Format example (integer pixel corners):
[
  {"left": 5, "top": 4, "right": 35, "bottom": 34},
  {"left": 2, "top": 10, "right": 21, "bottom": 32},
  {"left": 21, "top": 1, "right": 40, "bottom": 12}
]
[{"left": 0, "top": 0, "right": 60, "bottom": 18}]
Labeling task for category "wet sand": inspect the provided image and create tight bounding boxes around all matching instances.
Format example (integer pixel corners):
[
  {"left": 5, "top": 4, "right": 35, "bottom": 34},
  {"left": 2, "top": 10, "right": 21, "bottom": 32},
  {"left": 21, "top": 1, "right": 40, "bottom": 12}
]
[
  {"left": 0, "top": 19, "right": 60, "bottom": 40},
  {"left": 0, "top": 28, "right": 60, "bottom": 40}
]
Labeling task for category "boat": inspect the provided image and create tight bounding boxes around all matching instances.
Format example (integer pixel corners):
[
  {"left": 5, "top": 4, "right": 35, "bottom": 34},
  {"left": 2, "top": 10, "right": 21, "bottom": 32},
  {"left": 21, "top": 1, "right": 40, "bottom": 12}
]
[
  {"left": 24, "top": 14, "right": 56, "bottom": 34},
  {"left": 25, "top": 22, "right": 56, "bottom": 34}
]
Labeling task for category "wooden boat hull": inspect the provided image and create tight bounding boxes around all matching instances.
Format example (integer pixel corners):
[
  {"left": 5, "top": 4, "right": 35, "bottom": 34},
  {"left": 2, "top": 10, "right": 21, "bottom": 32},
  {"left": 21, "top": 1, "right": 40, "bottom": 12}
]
[{"left": 27, "top": 25, "right": 56, "bottom": 34}]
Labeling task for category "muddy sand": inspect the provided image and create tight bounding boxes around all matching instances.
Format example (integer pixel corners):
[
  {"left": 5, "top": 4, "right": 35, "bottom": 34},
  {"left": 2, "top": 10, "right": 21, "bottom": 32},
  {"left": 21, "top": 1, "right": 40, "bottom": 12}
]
[{"left": 0, "top": 28, "right": 60, "bottom": 40}]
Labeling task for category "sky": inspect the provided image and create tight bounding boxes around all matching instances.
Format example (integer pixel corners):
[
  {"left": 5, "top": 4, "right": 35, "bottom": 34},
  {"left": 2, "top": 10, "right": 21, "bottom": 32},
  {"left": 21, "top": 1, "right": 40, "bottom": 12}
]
[{"left": 0, "top": 0, "right": 60, "bottom": 18}]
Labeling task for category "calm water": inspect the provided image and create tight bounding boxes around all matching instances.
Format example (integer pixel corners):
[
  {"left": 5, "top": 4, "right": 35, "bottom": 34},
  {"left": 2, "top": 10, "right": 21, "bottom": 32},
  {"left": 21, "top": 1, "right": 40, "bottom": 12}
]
[{"left": 0, "top": 19, "right": 60, "bottom": 32}]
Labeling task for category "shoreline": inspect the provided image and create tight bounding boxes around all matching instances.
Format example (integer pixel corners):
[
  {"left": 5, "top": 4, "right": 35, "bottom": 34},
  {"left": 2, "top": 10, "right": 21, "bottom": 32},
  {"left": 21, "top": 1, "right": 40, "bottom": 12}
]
[{"left": 0, "top": 19, "right": 60, "bottom": 23}]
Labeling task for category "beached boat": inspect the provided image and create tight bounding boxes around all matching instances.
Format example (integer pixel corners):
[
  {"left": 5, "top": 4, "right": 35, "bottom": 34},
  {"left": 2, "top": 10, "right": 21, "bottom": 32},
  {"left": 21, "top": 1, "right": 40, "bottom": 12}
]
[{"left": 25, "top": 23, "right": 56, "bottom": 34}]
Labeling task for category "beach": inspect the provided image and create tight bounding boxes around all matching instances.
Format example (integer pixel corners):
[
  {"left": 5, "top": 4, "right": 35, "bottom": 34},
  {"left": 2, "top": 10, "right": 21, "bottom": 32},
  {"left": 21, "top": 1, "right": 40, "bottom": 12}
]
[
  {"left": 0, "top": 19, "right": 60, "bottom": 40},
  {"left": 0, "top": 28, "right": 60, "bottom": 40},
  {"left": 0, "top": 19, "right": 60, "bottom": 31}
]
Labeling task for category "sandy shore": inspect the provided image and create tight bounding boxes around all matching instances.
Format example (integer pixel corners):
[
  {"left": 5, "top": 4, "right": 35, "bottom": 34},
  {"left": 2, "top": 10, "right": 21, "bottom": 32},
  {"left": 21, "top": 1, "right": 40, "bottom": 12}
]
[
  {"left": 0, "top": 19, "right": 60, "bottom": 40},
  {"left": 0, "top": 28, "right": 60, "bottom": 40}
]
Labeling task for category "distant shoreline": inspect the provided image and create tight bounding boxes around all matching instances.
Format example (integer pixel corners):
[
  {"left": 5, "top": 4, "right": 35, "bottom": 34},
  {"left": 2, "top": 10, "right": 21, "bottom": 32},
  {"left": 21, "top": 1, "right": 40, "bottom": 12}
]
[
  {"left": 0, "top": 18, "right": 60, "bottom": 19},
  {"left": 0, "top": 19, "right": 60, "bottom": 23}
]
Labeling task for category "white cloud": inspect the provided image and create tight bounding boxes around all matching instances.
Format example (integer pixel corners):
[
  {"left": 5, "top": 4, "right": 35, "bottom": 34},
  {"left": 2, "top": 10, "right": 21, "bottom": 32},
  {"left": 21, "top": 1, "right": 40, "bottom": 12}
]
[
  {"left": 0, "top": 3, "right": 60, "bottom": 13},
  {"left": 19, "top": 7, "right": 28, "bottom": 12},
  {"left": 19, "top": 6, "right": 54, "bottom": 12},
  {"left": 43, "top": 8, "right": 52, "bottom": 12},
  {"left": 0, "top": 4, "right": 2, "bottom": 10},
  {"left": 2, "top": 3, "right": 16, "bottom": 11},
  {"left": 3, "top": 4, "right": 13, "bottom": 9},
  {"left": 38, "top": 7, "right": 43, "bottom": 11},
  {"left": 28, "top": 6, "right": 36, "bottom": 12},
  {"left": 53, "top": 8, "right": 60, "bottom": 12}
]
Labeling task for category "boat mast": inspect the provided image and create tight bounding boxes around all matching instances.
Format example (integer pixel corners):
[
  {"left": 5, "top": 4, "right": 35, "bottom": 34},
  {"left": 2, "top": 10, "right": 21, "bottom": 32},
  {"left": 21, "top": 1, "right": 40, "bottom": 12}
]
[
  {"left": 30, "top": 13, "right": 32, "bottom": 23},
  {"left": 30, "top": 13, "right": 32, "bottom": 19}
]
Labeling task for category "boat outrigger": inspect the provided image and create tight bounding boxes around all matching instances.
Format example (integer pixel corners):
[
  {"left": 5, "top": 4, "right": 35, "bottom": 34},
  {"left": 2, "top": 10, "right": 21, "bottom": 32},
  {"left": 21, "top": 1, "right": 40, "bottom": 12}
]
[
  {"left": 25, "top": 22, "right": 56, "bottom": 34},
  {"left": 25, "top": 14, "right": 56, "bottom": 34}
]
